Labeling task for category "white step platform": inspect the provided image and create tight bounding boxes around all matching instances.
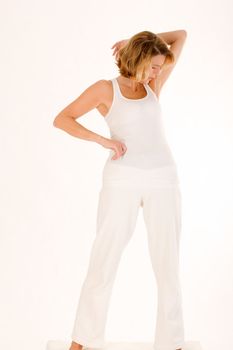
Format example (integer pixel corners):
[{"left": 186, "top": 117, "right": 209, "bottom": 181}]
[{"left": 46, "top": 340, "right": 203, "bottom": 350}]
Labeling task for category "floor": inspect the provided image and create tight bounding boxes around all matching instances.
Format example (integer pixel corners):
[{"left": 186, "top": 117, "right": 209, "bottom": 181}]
[{"left": 46, "top": 340, "right": 203, "bottom": 350}]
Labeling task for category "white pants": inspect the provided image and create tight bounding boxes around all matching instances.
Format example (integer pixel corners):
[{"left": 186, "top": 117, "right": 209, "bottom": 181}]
[{"left": 71, "top": 163, "right": 185, "bottom": 350}]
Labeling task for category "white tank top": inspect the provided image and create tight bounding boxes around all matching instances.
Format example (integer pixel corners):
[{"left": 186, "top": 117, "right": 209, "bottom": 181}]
[{"left": 103, "top": 76, "right": 177, "bottom": 170}]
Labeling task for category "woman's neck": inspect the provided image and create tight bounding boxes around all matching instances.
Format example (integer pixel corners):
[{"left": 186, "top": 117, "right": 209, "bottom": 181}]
[{"left": 118, "top": 75, "right": 144, "bottom": 92}]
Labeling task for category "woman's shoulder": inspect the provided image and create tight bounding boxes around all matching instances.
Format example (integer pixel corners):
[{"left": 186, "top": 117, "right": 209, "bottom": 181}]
[
  {"left": 94, "top": 78, "right": 115, "bottom": 91},
  {"left": 91, "top": 79, "right": 115, "bottom": 118}
]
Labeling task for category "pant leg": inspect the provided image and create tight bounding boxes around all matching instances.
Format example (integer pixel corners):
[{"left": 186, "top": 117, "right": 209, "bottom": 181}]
[
  {"left": 142, "top": 185, "right": 185, "bottom": 350},
  {"left": 71, "top": 186, "right": 141, "bottom": 348}
]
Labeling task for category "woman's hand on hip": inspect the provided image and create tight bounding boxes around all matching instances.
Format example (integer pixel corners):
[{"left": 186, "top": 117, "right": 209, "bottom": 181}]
[{"left": 101, "top": 138, "right": 127, "bottom": 160}]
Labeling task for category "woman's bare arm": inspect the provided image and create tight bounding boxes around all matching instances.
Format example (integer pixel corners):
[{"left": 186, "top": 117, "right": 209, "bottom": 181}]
[
  {"left": 156, "top": 29, "right": 187, "bottom": 45},
  {"left": 53, "top": 80, "right": 108, "bottom": 146},
  {"left": 53, "top": 80, "right": 127, "bottom": 159},
  {"left": 150, "top": 30, "right": 187, "bottom": 94}
]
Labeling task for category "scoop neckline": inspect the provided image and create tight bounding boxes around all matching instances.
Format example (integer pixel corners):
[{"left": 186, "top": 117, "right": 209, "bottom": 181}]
[{"left": 115, "top": 77, "right": 149, "bottom": 101}]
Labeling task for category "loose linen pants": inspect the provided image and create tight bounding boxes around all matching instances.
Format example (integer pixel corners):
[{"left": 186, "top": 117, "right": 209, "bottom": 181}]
[{"left": 71, "top": 163, "right": 185, "bottom": 350}]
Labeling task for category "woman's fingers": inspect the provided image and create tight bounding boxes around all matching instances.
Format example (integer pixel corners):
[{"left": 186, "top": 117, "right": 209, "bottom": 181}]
[
  {"left": 111, "top": 39, "right": 128, "bottom": 51},
  {"left": 112, "top": 148, "right": 126, "bottom": 160},
  {"left": 111, "top": 46, "right": 120, "bottom": 57},
  {"left": 111, "top": 41, "right": 121, "bottom": 49},
  {"left": 111, "top": 43, "right": 118, "bottom": 50},
  {"left": 110, "top": 140, "right": 127, "bottom": 160}
]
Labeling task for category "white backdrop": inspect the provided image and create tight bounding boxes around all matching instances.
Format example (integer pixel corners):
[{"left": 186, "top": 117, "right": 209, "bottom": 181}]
[{"left": 1, "top": 1, "right": 233, "bottom": 350}]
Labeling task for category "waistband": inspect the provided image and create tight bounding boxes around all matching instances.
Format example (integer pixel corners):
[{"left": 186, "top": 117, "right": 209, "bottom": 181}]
[{"left": 102, "top": 162, "right": 180, "bottom": 188}]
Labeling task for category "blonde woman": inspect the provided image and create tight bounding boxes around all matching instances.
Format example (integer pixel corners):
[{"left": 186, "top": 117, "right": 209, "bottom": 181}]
[{"left": 53, "top": 30, "right": 188, "bottom": 350}]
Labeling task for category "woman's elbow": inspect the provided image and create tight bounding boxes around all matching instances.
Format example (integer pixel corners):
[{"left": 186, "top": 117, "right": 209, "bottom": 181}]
[{"left": 53, "top": 114, "right": 63, "bottom": 128}]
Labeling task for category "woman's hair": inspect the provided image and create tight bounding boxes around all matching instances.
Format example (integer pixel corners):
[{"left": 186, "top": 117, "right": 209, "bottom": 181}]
[{"left": 115, "top": 30, "right": 175, "bottom": 82}]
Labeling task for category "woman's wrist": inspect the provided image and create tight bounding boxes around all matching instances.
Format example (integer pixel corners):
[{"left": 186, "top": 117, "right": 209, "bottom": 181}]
[{"left": 94, "top": 134, "right": 108, "bottom": 146}]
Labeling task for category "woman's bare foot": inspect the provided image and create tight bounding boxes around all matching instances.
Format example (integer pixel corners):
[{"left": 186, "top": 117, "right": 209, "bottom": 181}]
[{"left": 69, "top": 341, "right": 83, "bottom": 350}]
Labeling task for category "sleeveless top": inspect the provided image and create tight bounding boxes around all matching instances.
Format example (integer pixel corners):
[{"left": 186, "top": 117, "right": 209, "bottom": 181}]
[{"left": 103, "top": 77, "right": 177, "bottom": 170}]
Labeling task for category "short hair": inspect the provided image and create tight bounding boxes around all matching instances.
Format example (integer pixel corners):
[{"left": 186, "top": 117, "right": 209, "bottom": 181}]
[{"left": 115, "top": 30, "right": 175, "bottom": 82}]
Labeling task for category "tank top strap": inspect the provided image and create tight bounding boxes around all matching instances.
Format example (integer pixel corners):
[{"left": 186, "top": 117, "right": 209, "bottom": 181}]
[
  {"left": 143, "top": 82, "right": 154, "bottom": 96},
  {"left": 111, "top": 77, "right": 121, "bottom": 99},
  {"left": 143, "top": 82, "right": 150, "bottom": 93},
  {"left": 143, "top": 82, "right": 160, "bottom": 101}
]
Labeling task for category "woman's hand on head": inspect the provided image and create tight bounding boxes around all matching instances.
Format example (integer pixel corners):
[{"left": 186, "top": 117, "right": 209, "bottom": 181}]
[
  {"left": 111, "top": 39, "right": 129, "bottom": 59},
  {"left": 101, "top": 138, "right": 127, "bottom": 160}
]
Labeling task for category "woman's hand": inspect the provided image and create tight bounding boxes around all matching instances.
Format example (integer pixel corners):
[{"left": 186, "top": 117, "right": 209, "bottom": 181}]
[
  {"left": 101, "top": 137, "right": 127, "bottom": 160},
  {"left": 111, "top": 39, "right": 129, "bottom": 59}
]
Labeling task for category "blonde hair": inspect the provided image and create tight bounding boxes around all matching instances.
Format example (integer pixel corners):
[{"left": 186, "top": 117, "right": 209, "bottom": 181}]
[{"left": 115, "top": 30, "right": 175, "bottom": 82}]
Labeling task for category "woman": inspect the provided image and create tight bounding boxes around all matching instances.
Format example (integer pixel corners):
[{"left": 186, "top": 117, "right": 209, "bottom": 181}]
[{"left": 53, "top": 30, "right": 187, "bottom": 350}]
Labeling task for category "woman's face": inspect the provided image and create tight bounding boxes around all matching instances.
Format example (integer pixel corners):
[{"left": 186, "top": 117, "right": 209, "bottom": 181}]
[{"left": 142, "top": 54, "right": 166, "bottom": 83}]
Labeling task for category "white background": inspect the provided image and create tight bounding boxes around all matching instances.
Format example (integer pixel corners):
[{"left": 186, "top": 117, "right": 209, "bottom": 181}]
[{"left": 1, "top": 1, "right": 233, "bottom": 350}]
